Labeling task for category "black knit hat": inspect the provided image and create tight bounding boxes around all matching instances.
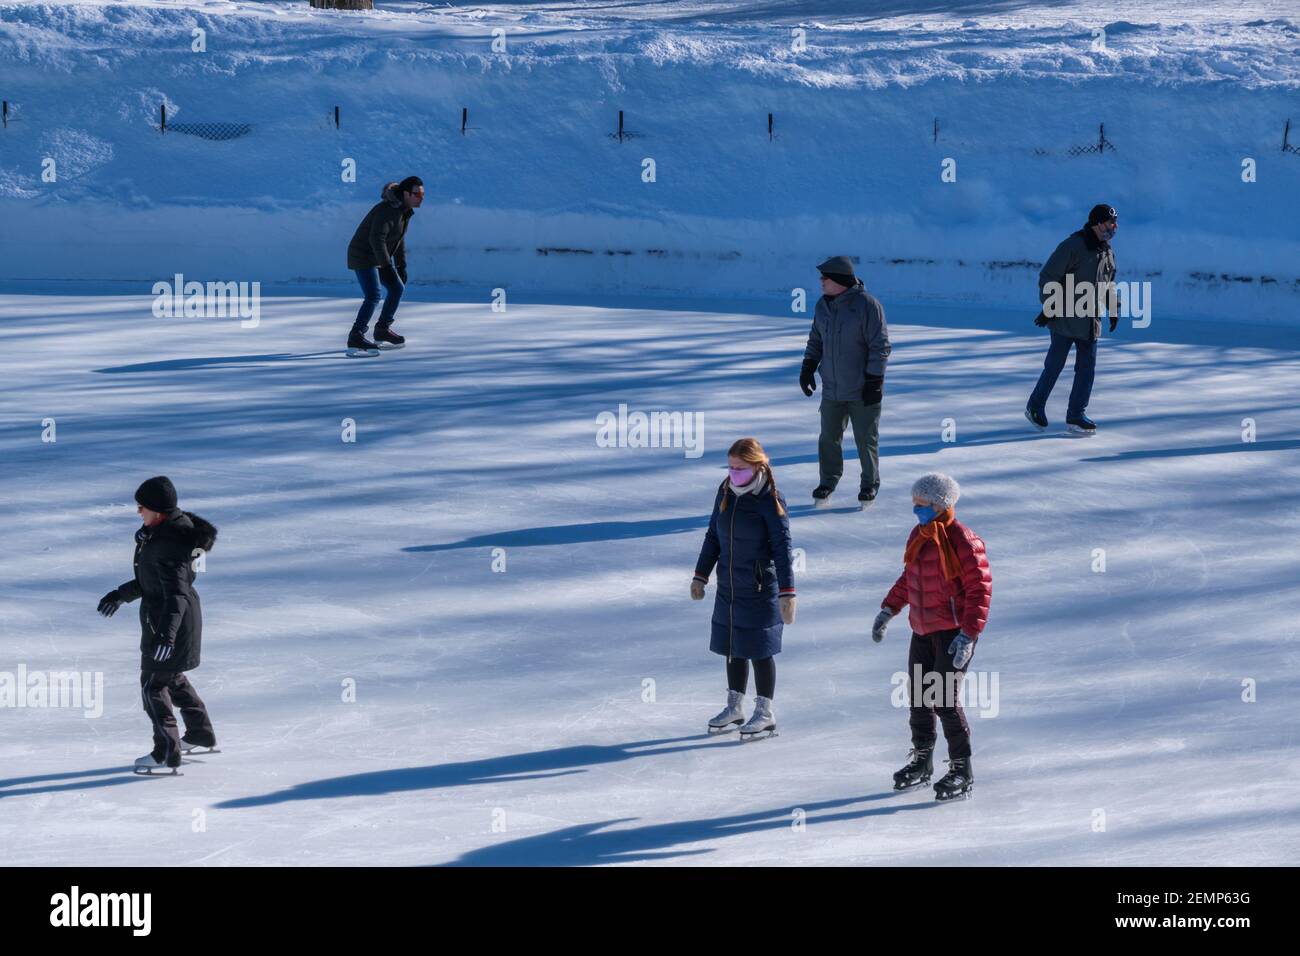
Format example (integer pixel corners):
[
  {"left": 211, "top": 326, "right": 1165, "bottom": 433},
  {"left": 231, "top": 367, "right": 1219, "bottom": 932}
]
[
  {"left": 135, "top": 476, "right": 178, "bottom": 512},
  {"left": 817, "top": 255, "right": 857, "bottom": 288},
  {"left": 1087, "top": 203, "right": 1117, "bottom": 226}
]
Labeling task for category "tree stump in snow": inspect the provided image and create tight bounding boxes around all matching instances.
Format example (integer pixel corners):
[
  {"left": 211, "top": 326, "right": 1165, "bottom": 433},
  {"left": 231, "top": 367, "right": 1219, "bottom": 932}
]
[{"left": 310, "top": 0, "right": 374, "bottom": 10}]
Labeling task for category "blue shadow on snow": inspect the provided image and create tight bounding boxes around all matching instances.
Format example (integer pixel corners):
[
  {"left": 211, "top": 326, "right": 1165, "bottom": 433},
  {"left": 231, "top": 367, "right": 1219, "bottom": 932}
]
[
  {"left": 1081, "top": 439, "right": 1300, "bottom": 462},
  {"left": 0, "top": 765, "right": 148, "bottom": 799},
  {"left": 93, "top": 352, "right": 344, "bottom": 373},
  {"left": 216, "top": 735, "right": 728, "bottom": 809},
  {"left": 405, "top": 502, "right": 873, "bottom": 552},
  {"left": 445, "top": 790, "right": 936, "bottom": 866}
]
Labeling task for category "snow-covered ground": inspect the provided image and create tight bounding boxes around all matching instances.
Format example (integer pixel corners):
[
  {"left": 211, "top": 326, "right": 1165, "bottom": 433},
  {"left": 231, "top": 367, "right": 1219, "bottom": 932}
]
[
  {"left": 2, "top": 1, "right": 1299, "bottom": 320},
  {"left": 2, "top": 0, "right": 1298, "bottom": 868},
  {"left": 2, "top": 293, "right": 1297, "bottom": 865}
]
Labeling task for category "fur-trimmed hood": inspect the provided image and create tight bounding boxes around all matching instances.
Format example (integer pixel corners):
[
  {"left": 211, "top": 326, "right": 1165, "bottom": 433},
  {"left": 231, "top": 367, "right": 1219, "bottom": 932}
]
[
  {"left": 381, "top": 181, "right": 403, "bottom": 207},
  {"left": 145, "top": 510, "right": 218, "bottom": 552},
  {"left": 185, "top": 512, "right": 218, "bottom": 552}
]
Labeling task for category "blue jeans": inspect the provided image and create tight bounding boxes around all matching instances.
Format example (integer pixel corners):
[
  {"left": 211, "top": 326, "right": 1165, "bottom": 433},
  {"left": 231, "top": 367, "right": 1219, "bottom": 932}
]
[
  {"left": 351, "top": 267, "right": 404, "bottom": 335},
  {"left": 1028, "top": 332, "right": 1096, "bottom": 420}
]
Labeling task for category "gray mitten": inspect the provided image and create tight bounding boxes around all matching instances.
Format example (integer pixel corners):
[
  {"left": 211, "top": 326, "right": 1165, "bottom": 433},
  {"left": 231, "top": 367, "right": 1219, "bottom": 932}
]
[{"left": 949, "top": 633, "right": 975, "bottom": 669}]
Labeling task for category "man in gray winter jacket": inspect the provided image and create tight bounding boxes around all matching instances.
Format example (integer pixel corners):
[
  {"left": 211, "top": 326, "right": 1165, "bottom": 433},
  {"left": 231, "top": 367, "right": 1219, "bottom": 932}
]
[
  {"left": 1026, "top": 203, "right": 1118, "bottom": 434},
  {"left": 800, "top": 256, "right": 891, "bottom": 505}
]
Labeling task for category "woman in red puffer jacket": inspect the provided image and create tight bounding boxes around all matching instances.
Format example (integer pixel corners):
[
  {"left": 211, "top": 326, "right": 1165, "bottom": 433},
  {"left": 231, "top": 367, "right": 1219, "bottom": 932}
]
[{"left": 872, "top": 473, "right": 991, "bottom": 802}]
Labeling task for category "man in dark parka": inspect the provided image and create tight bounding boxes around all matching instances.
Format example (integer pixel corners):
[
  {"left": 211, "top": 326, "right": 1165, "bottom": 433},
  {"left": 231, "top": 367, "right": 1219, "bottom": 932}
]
[
  {"left": 345, "top": 176, "right": 424, "bottom": 353},
  {"left": 1026, "top": 203, "right": 1118, "bottom": 434}
]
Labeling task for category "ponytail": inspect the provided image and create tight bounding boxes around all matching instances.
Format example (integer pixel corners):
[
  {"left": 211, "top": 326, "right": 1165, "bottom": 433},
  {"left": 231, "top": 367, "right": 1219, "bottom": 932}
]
[{"left": 763, "top": 462, "right": 787, "bottom": 517}]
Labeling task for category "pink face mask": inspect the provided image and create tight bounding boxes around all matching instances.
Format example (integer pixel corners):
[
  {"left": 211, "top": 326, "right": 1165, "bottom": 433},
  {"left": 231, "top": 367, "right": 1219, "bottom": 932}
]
[{"left": 729, "top": 467, "right": 755, "bottom": 486}]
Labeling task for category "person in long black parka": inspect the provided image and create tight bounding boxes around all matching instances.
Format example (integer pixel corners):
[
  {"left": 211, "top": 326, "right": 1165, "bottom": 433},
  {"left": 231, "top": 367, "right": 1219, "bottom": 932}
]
[{"left": 98, "top": 477, "right": 219, "bottom": 774}]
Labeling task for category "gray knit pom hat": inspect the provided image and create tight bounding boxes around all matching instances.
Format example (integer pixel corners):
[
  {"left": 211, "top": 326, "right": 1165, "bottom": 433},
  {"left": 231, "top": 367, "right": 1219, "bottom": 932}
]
[{"left": 911, "top": 472, "right": 960, "bottom": 510}]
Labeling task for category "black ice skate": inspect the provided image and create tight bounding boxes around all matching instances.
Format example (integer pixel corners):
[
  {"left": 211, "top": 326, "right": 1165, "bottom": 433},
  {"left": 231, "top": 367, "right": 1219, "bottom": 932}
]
[
  {"left": 346, "top": 331, "right": 380, "bottom": 357},
  {"left": 933, "top": 756, "right": 974, "bottom": 801},
  {"left": 892, "top": 746, "right": 933, "bottom": 791},
  {"left": 1024, "top": 404, "right": 1048, "bottom": 431},
  {"left": 374, "top": 325, "right": 405, "bottom": 350},
  {"left": 1065, "top": 415, "right": 1097, "bottom": 437},
  {"left": 812, "top": 485, "right": 834, "bottom": 509}
]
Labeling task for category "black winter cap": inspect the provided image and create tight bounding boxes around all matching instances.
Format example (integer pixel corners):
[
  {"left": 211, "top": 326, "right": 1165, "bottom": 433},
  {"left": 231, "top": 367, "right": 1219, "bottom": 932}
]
[
  {"left": 817, "top": 255, "right": 858, "bottom": 288},
  {"left": 135, "top": 476, "right": 178, "bottom": 512},
  {"left": 1087, "top": 204, "right": 1118, "bottom": 225},
  {"left": 817, "top": 255, "right": 856, "bottom": 277}
]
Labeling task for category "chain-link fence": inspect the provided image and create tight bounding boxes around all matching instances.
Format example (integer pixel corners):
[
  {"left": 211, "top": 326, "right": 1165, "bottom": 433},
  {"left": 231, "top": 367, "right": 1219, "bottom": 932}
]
[
  {"left": 161, "top": 121, "right": 253, "bottom": 141},
  {"left": 1284, "top": 119, "right": 1300, "bottom": 155},
  {"left": 8, "top": 100, "right": 1296, "bottom": 162},
  {"left": 1066, "top": 123, "right": 1116, "bottom": 156},
  {"left": 0, "top": 100, "right": 1146, "bottom": 157},
  {"left": 154, "top": 105, "right": 252, "bottom": 140}
]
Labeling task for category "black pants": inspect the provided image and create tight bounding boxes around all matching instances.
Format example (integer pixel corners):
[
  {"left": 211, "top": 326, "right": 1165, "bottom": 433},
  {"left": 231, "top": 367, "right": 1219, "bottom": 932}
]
[
  {"left": 140, "top": 671, "right": 215, "bottom": 766},
  {"left": 907, "top": 629, "right": 971, "bottom": 759},
  {"left": 727, "top": 656, "right": 776, "bottom": 699}
]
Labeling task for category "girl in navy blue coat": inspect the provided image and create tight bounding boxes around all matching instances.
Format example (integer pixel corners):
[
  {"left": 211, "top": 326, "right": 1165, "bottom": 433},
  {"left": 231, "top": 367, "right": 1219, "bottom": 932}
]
[{"left": 691, "top": 438, "right": 796, "bottom": 740}]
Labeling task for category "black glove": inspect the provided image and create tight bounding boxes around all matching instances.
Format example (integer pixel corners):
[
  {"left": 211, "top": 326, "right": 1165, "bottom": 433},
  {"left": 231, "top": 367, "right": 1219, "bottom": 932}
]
[
  {"left": 151, "top": 641, "right": 176, "bottom": 664},
  {"left": 1109, "top": 316, "right": 1118, "bottom": 333},
  {"left": 97, "top": 590, "right": 123, "bottom": 617},
  {"left": 396, "top": 263, "right": 408, "bottom": 285},
  {"left": 799, "top": 362, "right": 817, "bottom": 397},
  {"left": 378, "top": 264, "right": 399, "bottom": 285},
  {"left": 1033, "top": 312, "right": 1050, "bottom": 328},
  {"left": 862, "top": 373, "right": 883, "bottom": 406}
]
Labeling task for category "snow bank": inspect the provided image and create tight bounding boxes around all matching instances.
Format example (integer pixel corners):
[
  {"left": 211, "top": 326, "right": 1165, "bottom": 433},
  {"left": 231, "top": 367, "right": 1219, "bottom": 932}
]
[{"left": 1, "top": 1, "right": 1299, "bottom": 325}]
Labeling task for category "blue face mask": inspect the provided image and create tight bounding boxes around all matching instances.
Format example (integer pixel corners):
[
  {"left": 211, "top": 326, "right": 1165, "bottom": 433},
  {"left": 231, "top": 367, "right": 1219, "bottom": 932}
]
[
  {"left": 1100, "top": 222, "right": 1117, "bottom": 242},
  {"left": 913, "top": 504, "right": 938, "bottom": 525}
]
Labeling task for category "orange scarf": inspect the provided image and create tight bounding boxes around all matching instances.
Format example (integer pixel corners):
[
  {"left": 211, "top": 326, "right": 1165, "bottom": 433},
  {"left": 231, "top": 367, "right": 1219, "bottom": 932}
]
[{"left": 904, "top": 508, "right": 961, "bottom": 581}]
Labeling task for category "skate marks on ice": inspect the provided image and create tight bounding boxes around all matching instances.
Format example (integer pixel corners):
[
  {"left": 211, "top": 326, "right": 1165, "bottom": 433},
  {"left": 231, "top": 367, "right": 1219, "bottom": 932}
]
[
  {"left": 7, "top": 293, "right": 1299, "bottom": 863},
  {"left": 444, "top": 791, "right": 936, "bottom": 866}
]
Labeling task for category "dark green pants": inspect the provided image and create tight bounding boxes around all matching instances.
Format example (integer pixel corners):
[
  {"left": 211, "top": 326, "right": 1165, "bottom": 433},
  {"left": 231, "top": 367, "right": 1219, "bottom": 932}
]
[{"left": 818, "top": 399, "right": 881, "bottom": 492}]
